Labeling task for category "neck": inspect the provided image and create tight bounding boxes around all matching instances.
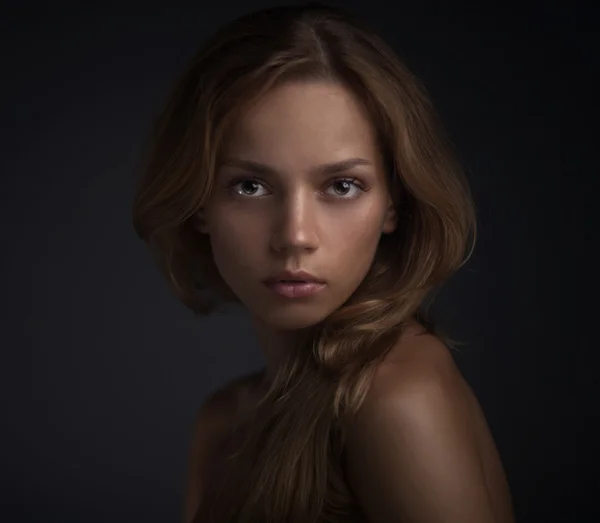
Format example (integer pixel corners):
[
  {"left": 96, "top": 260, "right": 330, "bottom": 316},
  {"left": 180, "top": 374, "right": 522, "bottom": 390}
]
[{"left": 251, "top": 317, "right": 311, "bottom": 387}]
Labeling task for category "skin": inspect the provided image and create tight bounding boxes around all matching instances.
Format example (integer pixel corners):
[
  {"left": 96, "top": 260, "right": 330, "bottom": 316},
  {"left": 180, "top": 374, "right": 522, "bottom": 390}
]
[
  {"left": 186, "top": 79, "right": 515, "bottom": 522},
  {"left": 194, "top": 80, "right": 397, "bottom": 379}
]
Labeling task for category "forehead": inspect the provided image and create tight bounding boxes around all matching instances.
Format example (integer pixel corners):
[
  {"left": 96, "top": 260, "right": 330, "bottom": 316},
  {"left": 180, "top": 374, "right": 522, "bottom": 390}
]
[{"left": 224, "top": 81, "right": 381, "bottom": 166}]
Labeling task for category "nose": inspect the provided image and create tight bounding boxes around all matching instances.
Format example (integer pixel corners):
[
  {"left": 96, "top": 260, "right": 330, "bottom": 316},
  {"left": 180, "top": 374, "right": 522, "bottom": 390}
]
[{"left": 270, "top": 191, "right": 319, "bottom": 254}]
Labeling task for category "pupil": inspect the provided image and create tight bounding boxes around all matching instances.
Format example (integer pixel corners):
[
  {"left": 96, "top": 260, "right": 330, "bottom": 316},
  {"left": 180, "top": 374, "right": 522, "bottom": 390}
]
[
  {"left": 335, "top": 181, "right": 350, "bottom": 194},
  {"left": 242, "top": 181, "right": 258, "bottom": 194}
]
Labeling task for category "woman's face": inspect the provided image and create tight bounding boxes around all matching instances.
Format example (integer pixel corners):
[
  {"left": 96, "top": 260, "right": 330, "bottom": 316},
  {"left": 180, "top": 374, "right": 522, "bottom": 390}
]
[{"left": 196, "top": 80, "right": 397, "bottom": 330}]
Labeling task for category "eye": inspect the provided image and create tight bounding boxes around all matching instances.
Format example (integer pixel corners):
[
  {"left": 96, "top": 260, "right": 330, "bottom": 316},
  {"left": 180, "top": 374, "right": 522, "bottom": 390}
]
[
  {"left": 325, "top": 178, "right": 365, "bottom": 199},
  {"left": 228, "top": 178, "right": 270, "bottom": 197},
  {"left": 226, "top": 176, "right": 367, "bottom": 200}
]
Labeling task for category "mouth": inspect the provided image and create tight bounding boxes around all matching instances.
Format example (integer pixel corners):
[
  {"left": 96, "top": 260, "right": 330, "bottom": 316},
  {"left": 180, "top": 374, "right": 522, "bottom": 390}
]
[
  {"left": 263, "top": 270, "right": 326, "bottom": 285},
  {"left": 276, "top": 279, "right": 317, "bottom": 283},
  {"left": 263, "top": 280, "right": 326, "bottom": 298},
  {"left": 262, "top": 270, "right": 327, "bottom": 298}
]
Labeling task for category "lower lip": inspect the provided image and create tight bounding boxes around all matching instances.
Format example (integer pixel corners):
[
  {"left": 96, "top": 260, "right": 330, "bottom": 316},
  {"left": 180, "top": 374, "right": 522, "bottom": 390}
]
[{"left": 264, "top": 281, "right": 326, "bottom": 298}]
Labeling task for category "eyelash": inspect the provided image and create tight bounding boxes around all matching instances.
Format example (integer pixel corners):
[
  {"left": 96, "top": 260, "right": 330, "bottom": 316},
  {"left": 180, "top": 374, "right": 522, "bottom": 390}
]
[{"left": 227, "top": 177, "right": 367, "bottom": 200}]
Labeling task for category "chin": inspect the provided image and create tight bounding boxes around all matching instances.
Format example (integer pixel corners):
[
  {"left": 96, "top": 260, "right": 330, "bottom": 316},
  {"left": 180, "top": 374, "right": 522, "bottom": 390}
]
[{"left": 255, "top": 305, "right": 332, "bottom": 331}]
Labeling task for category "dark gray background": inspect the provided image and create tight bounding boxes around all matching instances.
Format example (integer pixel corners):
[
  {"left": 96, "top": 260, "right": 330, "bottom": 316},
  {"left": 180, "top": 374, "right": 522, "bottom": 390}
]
[{"left": 1, "top": 1, "right": 593, "bottom": 522}]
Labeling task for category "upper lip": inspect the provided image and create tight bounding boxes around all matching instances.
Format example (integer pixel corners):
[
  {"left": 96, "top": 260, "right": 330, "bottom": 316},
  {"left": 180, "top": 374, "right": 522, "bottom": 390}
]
[{"left": 264, "top": 270, "right": 325, "bottom": 283}]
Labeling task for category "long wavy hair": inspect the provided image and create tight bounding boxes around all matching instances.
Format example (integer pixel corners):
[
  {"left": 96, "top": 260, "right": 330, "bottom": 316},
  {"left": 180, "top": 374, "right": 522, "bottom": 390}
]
[{"left": 132, "top": 3, "right": 477, "bottom": 522}]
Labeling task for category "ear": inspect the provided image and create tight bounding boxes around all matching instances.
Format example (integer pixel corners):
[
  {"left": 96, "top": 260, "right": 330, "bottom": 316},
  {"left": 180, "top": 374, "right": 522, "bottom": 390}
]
[
  {"left": 381, "top": 196, "right": 397, "bottom": 234},
  {"left": 192, "top": 208, "right": 209, "bottom": 234}
]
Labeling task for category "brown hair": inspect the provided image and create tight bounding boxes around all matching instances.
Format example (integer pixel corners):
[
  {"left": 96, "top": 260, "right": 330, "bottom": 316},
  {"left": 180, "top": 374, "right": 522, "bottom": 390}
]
[{"left": 132, "top": 3, "right": 477, "bottom": 522}]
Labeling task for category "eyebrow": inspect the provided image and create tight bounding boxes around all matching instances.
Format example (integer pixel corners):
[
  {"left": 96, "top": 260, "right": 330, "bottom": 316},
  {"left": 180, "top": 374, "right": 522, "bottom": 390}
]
[{"left": 220, "top": 157, "right": 373, "bottom": 176}]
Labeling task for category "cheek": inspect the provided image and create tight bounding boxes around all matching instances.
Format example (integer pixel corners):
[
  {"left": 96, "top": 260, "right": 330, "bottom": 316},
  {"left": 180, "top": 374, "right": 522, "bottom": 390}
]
[
  {"left": 336, "top": 227, "right": 381, "bottom": 260},
  {"left": 205, "top": 208, "right": 265, "bottom": 276},
  {"left": 326, "top": 210, "right": 384, "bottom": 270}
]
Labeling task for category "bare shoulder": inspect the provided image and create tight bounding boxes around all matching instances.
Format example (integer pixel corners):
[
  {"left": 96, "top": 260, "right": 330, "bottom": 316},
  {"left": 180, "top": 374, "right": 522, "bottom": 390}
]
[
  {"left": 182, "top": 369, "right": 264, "bottom": 523},
  {"left": 374, "top": 325, "right": 463, "bottom": 400},
  {"left": 343, "top": 326, "right": 515, "bottom": 522},
  {"left": 344, "top": 323, "right": 466, "bottom": 447}
]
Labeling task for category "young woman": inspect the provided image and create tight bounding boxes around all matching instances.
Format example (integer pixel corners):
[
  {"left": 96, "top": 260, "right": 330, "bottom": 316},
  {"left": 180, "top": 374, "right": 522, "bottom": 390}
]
[{"left": 132, "top": 3, "right": 515, "bottom": 522}]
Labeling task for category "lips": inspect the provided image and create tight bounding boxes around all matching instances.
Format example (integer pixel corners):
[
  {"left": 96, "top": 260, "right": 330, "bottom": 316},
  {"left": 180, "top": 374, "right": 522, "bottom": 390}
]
[
  {"left": 263, "top": 280, "right": 326, "bottom": 298},
  {"left": 262, "top": 270, "right": 327, "bottom": 298},
  {"left": 263, "top": 270, "right": 325, "bottom": 285}
]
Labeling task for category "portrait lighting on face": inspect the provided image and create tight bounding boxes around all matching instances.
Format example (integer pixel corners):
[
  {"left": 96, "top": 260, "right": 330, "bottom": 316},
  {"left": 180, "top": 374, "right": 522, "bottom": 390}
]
[{"left": 131, "top": 4, "right": 514, "bottom": 523}]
